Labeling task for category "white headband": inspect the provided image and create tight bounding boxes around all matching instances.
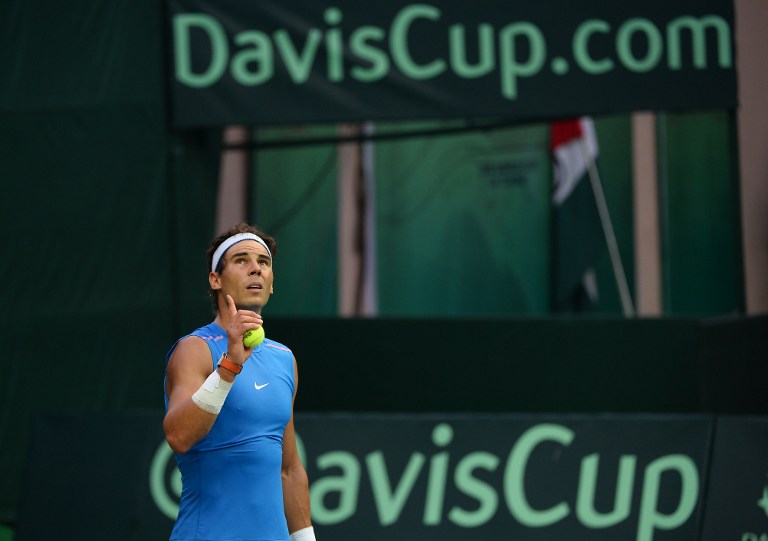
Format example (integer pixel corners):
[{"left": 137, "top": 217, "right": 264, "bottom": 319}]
[{"left": 211, "top": 233, "right": 272, "bottom": 273}]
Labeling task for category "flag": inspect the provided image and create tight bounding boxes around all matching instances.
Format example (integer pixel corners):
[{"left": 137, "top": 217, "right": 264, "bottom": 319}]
[{"left": 550, "top": 117, "right": 603, "bottom": 312}]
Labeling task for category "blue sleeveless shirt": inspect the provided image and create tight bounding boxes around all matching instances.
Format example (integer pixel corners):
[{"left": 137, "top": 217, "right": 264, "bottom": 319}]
[{"left": 165, "top": 322, "right": 295, "bottom": 541}]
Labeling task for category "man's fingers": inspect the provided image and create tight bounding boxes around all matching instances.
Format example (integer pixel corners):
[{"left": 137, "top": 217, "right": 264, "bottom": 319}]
[
  {"left": 226, "top": 295, "right": 262, "bottom": 329},
  {"left": 226, "top": 295, "right": 237, "bottom": 317},
  {"left": 226, "top": 295, "right": 262, "bottom": 328}
]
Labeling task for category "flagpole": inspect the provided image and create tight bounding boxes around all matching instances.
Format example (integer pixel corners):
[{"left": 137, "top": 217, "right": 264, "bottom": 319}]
[{"left": 580, "top": 139, "right": 636, "bottom": 318}]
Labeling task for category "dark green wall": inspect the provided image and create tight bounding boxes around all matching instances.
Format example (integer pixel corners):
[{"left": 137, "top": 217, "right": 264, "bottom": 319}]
[
  {"left": 0, "top": 0, "right": 220, "bottom": 523},
  {"left": 266, "top": 316, "right": 768, "bottom": 414}
]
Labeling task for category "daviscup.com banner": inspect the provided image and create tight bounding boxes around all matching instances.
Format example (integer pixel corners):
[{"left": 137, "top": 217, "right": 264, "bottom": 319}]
[
  {"left": 167, "top": 0, "right": 737, "bottom": 127},
  {"left": 17, "top": 412, "right": 768, "bottom": 540}
]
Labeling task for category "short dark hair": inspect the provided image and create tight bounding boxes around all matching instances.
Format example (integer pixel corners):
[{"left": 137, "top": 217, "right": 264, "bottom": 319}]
[{"left": 206, "top": 223, "right": 277, "bottom": 314}]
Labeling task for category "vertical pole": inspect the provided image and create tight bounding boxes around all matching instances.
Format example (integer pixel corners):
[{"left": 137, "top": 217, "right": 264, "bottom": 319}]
[
  {"left": 581, "top": 139, "right": 636, "bottom": 317},
  {"left": 632, "top": 112, "right": 663, "bottom": 316}
]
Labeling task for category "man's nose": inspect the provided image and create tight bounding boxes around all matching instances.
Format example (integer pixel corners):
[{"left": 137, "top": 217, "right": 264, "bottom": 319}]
[{"left": 249, "top": 261, "right": 262, "bottom": 274}]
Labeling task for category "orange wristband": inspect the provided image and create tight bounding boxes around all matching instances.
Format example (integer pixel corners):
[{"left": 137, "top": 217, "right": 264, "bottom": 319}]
[{"left": 217, "top": 353, "right": 243, "bottom": 375}]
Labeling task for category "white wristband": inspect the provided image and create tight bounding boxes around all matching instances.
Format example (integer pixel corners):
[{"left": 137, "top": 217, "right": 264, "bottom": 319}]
[
  {"left": 191, "top": 370, "right": 232, "bottom": 414},
  {"left": 289, "top": 526, "right": 316, "bottom": 541}
]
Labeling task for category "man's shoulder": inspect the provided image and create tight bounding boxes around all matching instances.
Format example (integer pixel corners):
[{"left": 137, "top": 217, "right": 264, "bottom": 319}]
[
  {"left": 262, "top": 338, "right": 292, "bottom": 355},
  {"left": 187, "top": 322, "right": 226, "bottom": 343}
]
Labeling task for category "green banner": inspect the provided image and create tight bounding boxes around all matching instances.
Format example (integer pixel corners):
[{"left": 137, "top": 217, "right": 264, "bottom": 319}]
[
  {"left": 168, "top": 0, "right": 736, "bottom": 127},
  {"left": 700, "top": 416, "right": 768, "bottom": 540},
  {"left": 16, "top": 412, "right": 717, "bottom": 541}
]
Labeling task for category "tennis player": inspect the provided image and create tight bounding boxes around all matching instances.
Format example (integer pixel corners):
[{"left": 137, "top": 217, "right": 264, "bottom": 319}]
[{"left": 163, "top": 223, "right": 315, "bottom": 541}]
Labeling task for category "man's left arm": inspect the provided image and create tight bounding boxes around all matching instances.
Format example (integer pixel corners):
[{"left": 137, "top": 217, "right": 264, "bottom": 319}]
[{"left": 282, "top": 357, "right": 314, "bottom": 539}]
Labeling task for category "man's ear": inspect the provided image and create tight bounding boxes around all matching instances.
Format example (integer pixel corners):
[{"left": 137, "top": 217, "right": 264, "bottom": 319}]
[{"left": 209, "top": 271, "right": 222, "bottom": 291}]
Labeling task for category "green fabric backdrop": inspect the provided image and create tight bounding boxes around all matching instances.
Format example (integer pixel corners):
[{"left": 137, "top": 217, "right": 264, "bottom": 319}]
[
  {"left": 0, "top": 0, "right": 220, "bottom": 520},
  {"left": 251, "top": 117, "right": 638, "bottom": 316}
]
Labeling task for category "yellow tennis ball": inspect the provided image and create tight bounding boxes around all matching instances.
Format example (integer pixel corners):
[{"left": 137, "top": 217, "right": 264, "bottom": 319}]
[{"left": 243, "top": 326, "right": 265, "bottom": 348}]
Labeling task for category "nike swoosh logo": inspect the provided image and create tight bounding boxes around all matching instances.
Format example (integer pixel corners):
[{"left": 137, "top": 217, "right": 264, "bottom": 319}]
[{"left": 254, "top": 383, "right": 270, "bottom": 390}]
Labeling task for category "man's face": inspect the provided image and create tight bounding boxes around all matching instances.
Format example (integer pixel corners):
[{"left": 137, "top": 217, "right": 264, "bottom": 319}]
[{"left": 210, "top": 240, "right": 274, "bottom": 312}]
